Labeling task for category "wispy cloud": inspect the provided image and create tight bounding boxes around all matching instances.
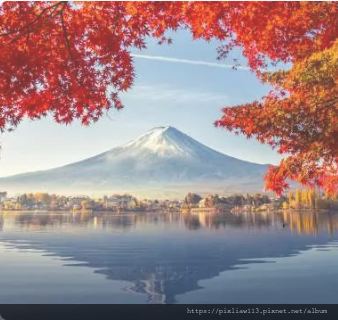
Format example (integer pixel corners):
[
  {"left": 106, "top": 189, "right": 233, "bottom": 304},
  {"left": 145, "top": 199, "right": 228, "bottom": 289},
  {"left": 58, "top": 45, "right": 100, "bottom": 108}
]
[
  {"left": 124, "top": 84, "right": 229, "bottom": 105},
  {"left": 131, "top": 54, "right": 250, "bottom": 71}
]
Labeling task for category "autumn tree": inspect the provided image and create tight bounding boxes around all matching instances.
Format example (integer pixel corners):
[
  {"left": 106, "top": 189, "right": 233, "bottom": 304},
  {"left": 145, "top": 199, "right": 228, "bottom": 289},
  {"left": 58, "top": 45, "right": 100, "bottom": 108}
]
[
  {"left": 288, "top": 190, "right": 293, "bottom": 207},
  {"left": 2, "top": 2, "right": 338, "bottom": 194},
  {"left": 213, "top": 2, "right": 338, "bottom": 196},
  {"left": 301, "top": 189, "right": 308, "bottom": 207},
  {"left": 307, "top": 188, "right": 315, "bottom": 208},
  {"left": 294, "top": 188, "right": 301, "bottom": 208}
]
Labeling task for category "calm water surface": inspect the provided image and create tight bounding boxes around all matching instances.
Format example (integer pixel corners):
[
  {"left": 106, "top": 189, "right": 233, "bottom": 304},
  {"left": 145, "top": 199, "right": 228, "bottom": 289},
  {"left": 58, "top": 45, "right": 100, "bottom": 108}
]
[{"left": 0, "top": 210, "right": 338, "bottom": 304}]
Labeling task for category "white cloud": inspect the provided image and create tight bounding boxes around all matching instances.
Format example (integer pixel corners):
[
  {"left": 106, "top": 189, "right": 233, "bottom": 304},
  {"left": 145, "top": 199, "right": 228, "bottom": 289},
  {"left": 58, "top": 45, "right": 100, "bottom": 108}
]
[
  {"left": 131, "top": 54, "right": 250, "bottom": 71},
  {"left": 124, "top": 84, "right": 229, "bottom": 105}
]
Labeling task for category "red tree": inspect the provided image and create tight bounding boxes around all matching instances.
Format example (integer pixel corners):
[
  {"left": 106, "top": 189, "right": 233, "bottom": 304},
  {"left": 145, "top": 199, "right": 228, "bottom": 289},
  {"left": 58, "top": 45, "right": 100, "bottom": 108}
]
[{"left": 1, "top": 1, "right": 338, "bottom": 194}]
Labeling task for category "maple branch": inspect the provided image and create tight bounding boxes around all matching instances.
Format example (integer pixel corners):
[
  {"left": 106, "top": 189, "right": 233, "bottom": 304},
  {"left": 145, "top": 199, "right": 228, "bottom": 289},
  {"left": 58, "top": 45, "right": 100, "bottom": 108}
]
[
  {"left": 0, "top": 2, "right": 64, "bottom": 37},
  {"left": 59, "top": 2, "right": 74, "bottom": 61},
  {"left": 0, "top": 2, "right": 66, "bottom": 50}
]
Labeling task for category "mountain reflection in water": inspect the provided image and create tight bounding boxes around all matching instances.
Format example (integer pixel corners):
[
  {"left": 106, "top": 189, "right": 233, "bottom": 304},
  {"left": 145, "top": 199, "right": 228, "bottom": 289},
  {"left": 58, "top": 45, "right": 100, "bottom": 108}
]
[{"left": 0, "top": 210, "right": 338, "bottom": 304}]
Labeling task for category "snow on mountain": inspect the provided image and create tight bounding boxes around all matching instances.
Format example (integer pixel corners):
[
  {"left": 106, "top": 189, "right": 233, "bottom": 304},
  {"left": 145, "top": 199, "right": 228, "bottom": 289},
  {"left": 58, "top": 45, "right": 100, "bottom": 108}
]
[
  {"left": 0, "top": 126, "right": 270, "bottom": 197},
  {"left": 122, "top": 126, "right": 226, "bottom": 158}
]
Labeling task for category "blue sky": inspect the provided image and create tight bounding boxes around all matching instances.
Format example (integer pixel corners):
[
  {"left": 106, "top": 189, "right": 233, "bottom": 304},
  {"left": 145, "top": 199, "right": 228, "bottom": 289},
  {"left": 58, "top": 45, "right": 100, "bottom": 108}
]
[{"left": 0, "top": 30, "right": 283, "bottom": 177}]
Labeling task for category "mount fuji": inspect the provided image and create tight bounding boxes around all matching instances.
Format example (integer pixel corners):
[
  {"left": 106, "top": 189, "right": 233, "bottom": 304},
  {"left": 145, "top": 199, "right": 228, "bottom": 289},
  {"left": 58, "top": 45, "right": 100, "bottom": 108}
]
[{"left": 0, "top": 126, "right": 270, "bottom": 198}]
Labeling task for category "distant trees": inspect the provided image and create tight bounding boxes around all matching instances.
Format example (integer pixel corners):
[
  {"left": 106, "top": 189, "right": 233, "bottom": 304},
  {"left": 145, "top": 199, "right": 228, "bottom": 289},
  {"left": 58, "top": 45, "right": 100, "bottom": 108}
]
[
  {"left": 253, "top": 194, "right": 270, "bottom": 206},
  {"left": 17, "top": 192, "right": 52, "bottom": 207},
  {"left": 190, "top": 193, "right": 272, "bottom": 209},
  {"left": 18, "top": 194, "right": 28, "bottom": 206},
  {"left": 1, "top": 192, "right": 181, "bottom": 212},
  {"left": 184, "top": 193, "right": 202, "bottom": 207},
  {"left": 226, "top": 195, "right": 245, "bottom": 207},
  {"left": 288, "top": 190, "right": 293, "bottom": 207},
  {"left": 294, "top": 189, "right": 301, "bottom": 207},
  {"left": 308, "top": 188, "right": 315, "bottom": 208},
  {"left": 287, "top": 188, "right": 316, "bottom": 209},
  {"left": 8, "top": 192, "right": 77, "bottom": 210},
  {"left": 224, "top": 194, "right": 270, "bottom": 208},
  {"left": 204, "top": 194, "right": 219, "bottom": 208}
]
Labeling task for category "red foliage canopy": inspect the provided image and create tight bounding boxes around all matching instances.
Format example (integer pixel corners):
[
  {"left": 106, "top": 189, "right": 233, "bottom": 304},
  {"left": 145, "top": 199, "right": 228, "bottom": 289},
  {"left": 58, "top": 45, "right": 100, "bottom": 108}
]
[{"left": 1, "top": 1, "right": 338, "bottom": 194}]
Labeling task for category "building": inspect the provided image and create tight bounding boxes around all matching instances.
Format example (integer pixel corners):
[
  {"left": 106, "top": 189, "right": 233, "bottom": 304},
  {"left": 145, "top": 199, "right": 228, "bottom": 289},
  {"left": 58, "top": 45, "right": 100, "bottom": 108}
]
[
  {"left": 0, "top": 191, "right": 7, "bottom": 204},
  {"left": 198, "top": 199, "right": 206, "bottom": 208},
  {"left": 2, "top": 197, "right": 18, "bottom": 210},
  {"left": 67, "top": 196, "right": 90, "bottom": 207}
]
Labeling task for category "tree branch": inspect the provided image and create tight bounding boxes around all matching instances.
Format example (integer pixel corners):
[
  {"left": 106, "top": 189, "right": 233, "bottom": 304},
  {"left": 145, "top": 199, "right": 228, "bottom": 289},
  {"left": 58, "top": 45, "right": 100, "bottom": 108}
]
[
  {"left": 0, "top": 2, "right": 66, "bottom": 50},
  {"left": 59, "top": 2, "right": 74, "bottom": 61},
  {"left": 0, "top": 2, "right": 64, "bottom": 37}
]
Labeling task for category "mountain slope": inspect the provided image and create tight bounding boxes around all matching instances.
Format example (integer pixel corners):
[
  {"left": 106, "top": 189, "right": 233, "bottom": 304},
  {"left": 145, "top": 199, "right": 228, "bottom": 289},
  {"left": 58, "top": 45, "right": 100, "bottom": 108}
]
[{"left": 0, "top": 126, "right": 270, "bottom": 197}]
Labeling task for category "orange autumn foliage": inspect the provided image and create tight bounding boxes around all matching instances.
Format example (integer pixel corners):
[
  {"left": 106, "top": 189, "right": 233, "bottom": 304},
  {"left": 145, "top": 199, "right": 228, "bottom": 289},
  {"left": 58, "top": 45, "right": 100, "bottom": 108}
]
[{"left": 1, "top": 1, "right": 338, "bottom": 194}]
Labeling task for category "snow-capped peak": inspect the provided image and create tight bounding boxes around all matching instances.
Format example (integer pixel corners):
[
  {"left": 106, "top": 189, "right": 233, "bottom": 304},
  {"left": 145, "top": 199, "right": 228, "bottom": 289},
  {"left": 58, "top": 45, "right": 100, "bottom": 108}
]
[
  {"left": 121, "top": 126, "right": 224, "bottom": 159},
  {"left": 122, "top": 126, "right": 184, "bottom": 157}
]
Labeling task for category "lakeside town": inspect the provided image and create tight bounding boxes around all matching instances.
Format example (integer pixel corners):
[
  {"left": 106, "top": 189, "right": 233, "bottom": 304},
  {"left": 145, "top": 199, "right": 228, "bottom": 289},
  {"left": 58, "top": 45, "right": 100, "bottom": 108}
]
[{"left": 1, "top": 189, "right": 338, "bottom": 213}]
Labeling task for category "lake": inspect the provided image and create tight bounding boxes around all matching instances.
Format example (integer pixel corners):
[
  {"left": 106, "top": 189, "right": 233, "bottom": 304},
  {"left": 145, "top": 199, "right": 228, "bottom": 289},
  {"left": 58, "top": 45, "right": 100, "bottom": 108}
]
[{"left": 0, "top": 210, "right": 338, "bottom": 304}]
